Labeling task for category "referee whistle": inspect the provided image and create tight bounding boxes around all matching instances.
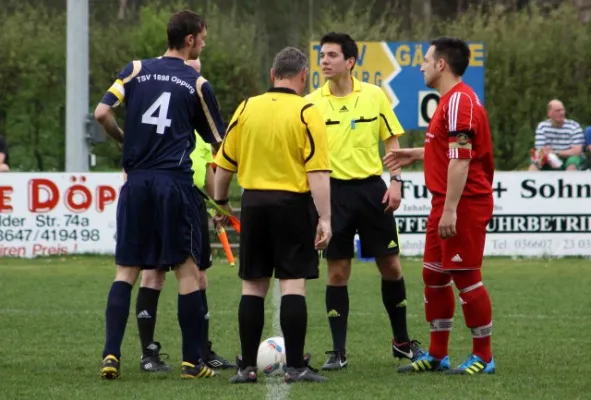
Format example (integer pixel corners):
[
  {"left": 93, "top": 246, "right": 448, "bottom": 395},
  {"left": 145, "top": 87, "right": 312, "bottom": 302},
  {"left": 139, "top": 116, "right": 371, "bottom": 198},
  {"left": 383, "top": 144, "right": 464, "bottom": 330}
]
[{"left": 351, "top": 120, "right": 356, "bottom": 129}]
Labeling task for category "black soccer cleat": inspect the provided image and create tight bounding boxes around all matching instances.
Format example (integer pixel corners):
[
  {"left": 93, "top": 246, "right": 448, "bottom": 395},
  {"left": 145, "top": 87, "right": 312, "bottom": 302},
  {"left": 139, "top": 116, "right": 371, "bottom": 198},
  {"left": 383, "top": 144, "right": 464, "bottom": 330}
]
[
  {"left": 392, "top": 339, "right": 426, "bottom": 362},
  {"left": 100, "top": 355, "right": 120, "bottom": 380},
  {"left": 204, "top": 341, "right": 236, "bottom": 370},
  {"left": 229, "top": 356, "right": 257, "bottom": 383},
  {"left": 284, "top": 366, "right": 329, "bottom": 383},
  {"left": 321, "top": 350, "right": 348, "bottom": 371},
  {"left": 140, "top": 342, "right": 172, "bottom": 373}
]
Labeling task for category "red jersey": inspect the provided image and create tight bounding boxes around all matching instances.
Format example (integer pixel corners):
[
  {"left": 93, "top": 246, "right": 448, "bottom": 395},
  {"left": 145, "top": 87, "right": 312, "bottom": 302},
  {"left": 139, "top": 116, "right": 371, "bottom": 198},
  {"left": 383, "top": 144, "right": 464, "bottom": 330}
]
[{"left": 423, "top": 81, "right": 494, "bottom": 197}]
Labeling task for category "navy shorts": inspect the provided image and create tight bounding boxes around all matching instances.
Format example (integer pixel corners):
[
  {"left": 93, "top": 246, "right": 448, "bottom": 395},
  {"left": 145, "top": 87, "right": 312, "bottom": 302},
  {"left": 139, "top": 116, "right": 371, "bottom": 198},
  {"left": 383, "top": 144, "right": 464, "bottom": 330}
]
[{"left": 115, "top": 171, "right": 203, "bottom": 269}]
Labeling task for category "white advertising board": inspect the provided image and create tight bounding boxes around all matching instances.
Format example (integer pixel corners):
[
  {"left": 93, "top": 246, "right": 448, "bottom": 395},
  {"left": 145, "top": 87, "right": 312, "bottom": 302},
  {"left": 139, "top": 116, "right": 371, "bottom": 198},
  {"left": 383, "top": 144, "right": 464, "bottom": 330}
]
[
  {"left": 0, "top": 172, "right": 589, "bottom": 258},
  {"left": 383, "top": 171, "right": 591, "bottom": 257},
  {"left": 0, "top": 173, "right": 123, "bottom": 258}
]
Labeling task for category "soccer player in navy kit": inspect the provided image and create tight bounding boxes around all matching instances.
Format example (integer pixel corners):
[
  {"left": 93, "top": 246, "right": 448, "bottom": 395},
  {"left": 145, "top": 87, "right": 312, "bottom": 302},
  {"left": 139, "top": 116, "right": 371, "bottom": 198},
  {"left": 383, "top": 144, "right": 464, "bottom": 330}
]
[{"left": 94, "top": 10, "right": 225, "bottom": 380}]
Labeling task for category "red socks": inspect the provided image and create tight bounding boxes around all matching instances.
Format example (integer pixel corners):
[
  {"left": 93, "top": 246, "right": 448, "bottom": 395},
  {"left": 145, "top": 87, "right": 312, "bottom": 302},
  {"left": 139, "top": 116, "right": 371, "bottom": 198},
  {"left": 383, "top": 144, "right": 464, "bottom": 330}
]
[
  {"left": 422, "top": 267, "right": 493, "bottom": 363},
  {"left": 423, "top": 266, "right": 454, "bottom": 360},
  {"left": 453, "top": 270, "right": 493, "bottom": 362}
]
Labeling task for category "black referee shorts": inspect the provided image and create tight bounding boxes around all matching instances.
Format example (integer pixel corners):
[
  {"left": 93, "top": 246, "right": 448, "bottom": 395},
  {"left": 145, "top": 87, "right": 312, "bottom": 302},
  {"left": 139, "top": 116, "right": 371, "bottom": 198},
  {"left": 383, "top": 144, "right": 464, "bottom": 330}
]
[
  {"left": 239, "top": 190, "right": 319, "bottom": 280},
  {"left": 324, "top": 176, "right": 400, "bottom": 260}
]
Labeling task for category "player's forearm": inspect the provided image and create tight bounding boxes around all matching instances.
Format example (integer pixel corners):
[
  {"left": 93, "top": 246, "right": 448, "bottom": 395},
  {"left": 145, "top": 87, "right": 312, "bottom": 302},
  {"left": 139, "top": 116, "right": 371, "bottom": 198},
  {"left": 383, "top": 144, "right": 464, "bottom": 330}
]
[
  {"left": 414, "top": 147, "right": 425, "bottom": 160},
  {"left": 443, "top": 159, "right": 470, "bottom": 212},
  {"left": 204, "top": 165, "right": 215, "bottom": 198},
  {"left": 384, "top": 136, "right": 402, "bottom": 175},
  {"left": 307, "top": 171, "right": 331, "bottom": 221},
  {"left": 95, "top": 107, "right": 124, "bottom": 143},
  {"left": 213, "top": 166, "right": 233, "bottom": 201}
]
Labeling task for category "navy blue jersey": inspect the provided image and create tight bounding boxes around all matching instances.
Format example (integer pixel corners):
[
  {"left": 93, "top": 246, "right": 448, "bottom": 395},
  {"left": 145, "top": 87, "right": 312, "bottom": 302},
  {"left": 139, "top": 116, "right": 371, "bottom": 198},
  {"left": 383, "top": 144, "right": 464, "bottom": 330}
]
[{"left": 100, "top": 56, "right": 225, "bottom": 175}]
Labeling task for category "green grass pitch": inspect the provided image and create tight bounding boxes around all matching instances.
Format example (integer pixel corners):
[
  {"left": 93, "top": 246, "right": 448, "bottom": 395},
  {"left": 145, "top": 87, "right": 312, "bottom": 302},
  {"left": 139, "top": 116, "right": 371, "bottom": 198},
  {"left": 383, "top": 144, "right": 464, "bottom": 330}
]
[{"left": 0, "top": 256, "right": 589, "bottom": 399}]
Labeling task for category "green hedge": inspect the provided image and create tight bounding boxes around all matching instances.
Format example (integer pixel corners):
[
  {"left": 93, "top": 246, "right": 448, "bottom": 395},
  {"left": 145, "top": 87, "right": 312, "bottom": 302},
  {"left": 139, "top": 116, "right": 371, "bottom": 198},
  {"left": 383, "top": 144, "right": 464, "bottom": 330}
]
[{"left": 1, "top": 1, "right": 589, "bottom": 172}]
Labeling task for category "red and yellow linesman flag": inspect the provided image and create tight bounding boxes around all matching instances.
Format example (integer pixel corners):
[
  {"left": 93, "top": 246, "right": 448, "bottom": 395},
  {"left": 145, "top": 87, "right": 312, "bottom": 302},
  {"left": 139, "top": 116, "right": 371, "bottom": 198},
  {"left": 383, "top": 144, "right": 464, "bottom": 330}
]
[{"left": 207, "top": 208, "right": 235, "bottom": 267}]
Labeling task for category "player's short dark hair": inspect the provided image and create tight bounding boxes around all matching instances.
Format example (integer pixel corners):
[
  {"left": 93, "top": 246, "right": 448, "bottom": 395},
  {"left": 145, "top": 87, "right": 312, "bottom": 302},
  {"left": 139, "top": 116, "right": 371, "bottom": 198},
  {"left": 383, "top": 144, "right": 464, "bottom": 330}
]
[
  {"left": 167, "top": 10, "right": 206, "bottom": 50},
  {"left": 430, "top": 37, "right": 471, "bottom": 77},
  {"left": 272, "top": 47, "right": 308, "bottom": 79},
  {"left": 320, "top": 32, "right": 359, "bottom": 70}
]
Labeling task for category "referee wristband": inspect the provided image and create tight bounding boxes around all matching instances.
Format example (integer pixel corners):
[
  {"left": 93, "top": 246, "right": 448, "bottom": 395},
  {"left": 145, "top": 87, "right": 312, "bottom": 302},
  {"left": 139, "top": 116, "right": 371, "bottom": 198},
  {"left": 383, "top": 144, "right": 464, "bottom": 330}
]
[{"left": 214, "top": 198, "right": 229, "bottom": 206}]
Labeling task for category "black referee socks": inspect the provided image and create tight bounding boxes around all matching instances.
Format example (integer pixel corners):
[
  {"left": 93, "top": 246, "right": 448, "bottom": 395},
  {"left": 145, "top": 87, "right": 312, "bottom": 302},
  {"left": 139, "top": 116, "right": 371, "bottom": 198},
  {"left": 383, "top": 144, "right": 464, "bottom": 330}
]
[
  {"left": 326, "top": 285, "right": 349, "bottom": 354},
  {"left": 382, "top": 277, "right": 410, "bottom": 344},
  {"left": 238, "top": 295, "right": 265, "bottom": 367},
  {"left": 136, "top": 287, "right": 161, "bottom": 354},
  {"left": 280, "top": 294, "right": 308, "bottom": 369}
]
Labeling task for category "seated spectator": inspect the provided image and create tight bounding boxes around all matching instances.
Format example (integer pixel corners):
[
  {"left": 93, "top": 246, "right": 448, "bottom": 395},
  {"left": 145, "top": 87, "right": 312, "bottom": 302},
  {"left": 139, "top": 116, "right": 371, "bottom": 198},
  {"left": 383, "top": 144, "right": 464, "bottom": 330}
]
[
  {"left": 0, "top": 134, "right": 9, "bottom": 172},
  {"left": 529, "top": 99, "right": 585, "bottom": 171}
]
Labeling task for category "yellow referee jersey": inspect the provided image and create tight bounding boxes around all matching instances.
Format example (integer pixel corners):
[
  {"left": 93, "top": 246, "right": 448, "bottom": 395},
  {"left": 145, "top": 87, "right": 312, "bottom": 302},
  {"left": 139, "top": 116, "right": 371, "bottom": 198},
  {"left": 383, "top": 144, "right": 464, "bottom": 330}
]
[
  {"left": 214, "top": 87, "right": 331, "bottom": 193},
  {"left": 305, "top": 77, "right": 404, "bottom": 180}
]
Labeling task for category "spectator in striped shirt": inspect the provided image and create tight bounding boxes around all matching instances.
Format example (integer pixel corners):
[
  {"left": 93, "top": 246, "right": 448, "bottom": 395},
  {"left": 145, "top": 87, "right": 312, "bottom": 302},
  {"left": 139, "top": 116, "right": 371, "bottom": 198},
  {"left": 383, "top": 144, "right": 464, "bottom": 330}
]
[{"left": 529, "top": 99, "right": 585, "bottom": 171}]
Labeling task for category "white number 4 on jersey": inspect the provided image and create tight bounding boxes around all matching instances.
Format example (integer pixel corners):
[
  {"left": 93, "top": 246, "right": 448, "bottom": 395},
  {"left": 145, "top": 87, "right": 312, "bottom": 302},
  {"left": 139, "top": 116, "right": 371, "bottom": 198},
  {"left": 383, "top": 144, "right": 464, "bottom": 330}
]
[{"left": 142, "top": 92, "right": 172, "bottom": 134}]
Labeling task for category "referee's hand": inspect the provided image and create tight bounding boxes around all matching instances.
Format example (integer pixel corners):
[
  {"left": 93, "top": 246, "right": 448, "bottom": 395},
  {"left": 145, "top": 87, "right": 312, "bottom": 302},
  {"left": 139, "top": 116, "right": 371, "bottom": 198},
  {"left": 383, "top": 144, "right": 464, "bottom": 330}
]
[
  {"left": 213, "top": 203, "right": 233, "bottom": 227},
  {"left": 314, "top": 218, "right": 332, "bottom": 250},
  {"left": 382, "top": 184, "right": 401, "bottom": 213}
]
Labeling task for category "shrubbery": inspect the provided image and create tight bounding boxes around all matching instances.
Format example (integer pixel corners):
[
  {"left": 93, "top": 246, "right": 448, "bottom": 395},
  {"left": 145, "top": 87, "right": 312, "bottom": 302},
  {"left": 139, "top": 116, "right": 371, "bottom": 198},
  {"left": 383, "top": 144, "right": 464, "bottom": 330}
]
[{"left": 1, "top": 1, "right": 589, "bottom": 171}]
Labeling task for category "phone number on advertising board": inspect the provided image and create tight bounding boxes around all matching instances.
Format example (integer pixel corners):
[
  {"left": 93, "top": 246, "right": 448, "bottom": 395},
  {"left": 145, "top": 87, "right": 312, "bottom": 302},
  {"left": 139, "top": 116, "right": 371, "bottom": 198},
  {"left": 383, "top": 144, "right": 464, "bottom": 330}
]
[{"left": 0, "top": 229, "right": 101, "bottom": 242}]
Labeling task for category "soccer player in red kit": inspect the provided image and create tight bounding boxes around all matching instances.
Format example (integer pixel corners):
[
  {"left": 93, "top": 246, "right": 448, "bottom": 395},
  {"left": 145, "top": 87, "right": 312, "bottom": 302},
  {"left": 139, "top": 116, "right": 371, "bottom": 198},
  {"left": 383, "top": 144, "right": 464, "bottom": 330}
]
[{"left": 383, "top": 37, "right": 495, "bottom": 375}]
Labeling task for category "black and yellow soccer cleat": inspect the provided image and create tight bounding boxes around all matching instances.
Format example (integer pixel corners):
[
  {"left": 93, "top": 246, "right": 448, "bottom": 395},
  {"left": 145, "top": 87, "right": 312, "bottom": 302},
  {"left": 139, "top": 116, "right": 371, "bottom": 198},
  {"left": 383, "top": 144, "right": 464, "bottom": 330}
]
[
  {"left": 100, "top": 355, "right": 121, "bottom": 380},
  {"left": 397, "top": 352, "right": 451, "bottom": 373},
  {"left": 180, "top": 361, "right": 216, "bottom": 379}
]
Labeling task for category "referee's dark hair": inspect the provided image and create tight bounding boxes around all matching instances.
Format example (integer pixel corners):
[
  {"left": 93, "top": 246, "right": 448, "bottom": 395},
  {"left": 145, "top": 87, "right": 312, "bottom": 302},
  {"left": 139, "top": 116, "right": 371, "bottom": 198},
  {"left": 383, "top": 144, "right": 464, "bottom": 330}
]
[
  {"left": 167, "top": 10, "right": 207, "bottom": 50},
  {"left": 272, "top": 47, "right": 308, "bottom": 79},
  {"left": 320, "top": 32, "right": 359, "bottom": 71},
  {"left": 430, "top": 37, "right": 471, "bottom": 77}
]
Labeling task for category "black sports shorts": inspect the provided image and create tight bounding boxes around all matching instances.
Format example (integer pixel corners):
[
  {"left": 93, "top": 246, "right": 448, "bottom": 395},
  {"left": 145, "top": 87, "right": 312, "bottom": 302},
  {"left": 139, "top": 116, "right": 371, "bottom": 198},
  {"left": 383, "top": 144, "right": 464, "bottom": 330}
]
[
  {"left": 239, "top": 189, "right": 319, "bottom": 280},
  {"left": 324, "top": 175, "right": 400, "bottom": 260}
]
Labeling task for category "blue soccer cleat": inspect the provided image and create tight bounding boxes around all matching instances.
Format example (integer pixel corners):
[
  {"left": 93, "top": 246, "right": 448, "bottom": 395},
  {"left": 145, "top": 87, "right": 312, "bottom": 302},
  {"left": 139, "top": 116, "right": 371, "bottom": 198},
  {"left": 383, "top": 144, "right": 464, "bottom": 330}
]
[
  {"left": 397, "top": 352, "right": 451, "bottom": 373},
  {"left": 446, "top": 354, "right": 495, "bottom": 375}
]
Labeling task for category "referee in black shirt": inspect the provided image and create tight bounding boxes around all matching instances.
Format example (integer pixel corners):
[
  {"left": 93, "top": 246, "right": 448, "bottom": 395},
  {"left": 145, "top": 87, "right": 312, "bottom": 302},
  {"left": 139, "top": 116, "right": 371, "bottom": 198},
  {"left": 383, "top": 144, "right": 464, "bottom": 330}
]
[{"left": 213, "top": 46, "right": 331, "bottom": 384}]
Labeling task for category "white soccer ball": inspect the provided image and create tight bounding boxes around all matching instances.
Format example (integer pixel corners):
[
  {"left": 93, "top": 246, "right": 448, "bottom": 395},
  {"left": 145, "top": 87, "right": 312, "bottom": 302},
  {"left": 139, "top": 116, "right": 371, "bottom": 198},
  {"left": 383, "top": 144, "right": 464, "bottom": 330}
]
[{"left": 257, "top": 336, "right": 286, "bottom": 376}]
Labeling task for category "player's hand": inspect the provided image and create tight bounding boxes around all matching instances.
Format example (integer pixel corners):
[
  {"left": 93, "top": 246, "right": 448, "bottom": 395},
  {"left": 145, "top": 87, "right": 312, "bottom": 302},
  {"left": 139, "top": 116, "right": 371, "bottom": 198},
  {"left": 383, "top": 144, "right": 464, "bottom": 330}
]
[
  {"left": 382, "top": 182, "right": 401, "bottom": 213},
  {"left": 213, "top": 203, "right": 233, "bottom": 227},
  {"left": 314, "top": 217, "right": 332, "bottom": 250},
  {"left": 438, "top": 209, "right": 457, "bottom": 239},
  {"left": 383, "top": 149, "right": 418, "bottom": 170}
]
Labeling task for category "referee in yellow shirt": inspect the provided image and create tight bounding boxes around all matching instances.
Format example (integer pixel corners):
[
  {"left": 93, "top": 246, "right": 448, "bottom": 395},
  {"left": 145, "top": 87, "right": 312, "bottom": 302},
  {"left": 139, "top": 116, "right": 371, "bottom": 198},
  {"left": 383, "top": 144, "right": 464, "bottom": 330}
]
[
  {"left": 132, "top": 58, "right": 234, "bottom": 373},
  {"left": 306, "top": 32, "right": 425, "bottom": 370},
  {"left": 213, "top": 47, "right": 331, "bottom": 384}
]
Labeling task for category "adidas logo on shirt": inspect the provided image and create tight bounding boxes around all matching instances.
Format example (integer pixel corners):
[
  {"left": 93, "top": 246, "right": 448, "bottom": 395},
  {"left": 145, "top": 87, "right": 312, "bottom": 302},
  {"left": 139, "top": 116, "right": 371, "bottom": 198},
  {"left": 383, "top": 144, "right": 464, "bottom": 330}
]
[
  {"left": 339, "top": 105, "right": 348, "bottom": 112},
  {"left": 451, "top": 254, "right": 463, "bottom": 262}
]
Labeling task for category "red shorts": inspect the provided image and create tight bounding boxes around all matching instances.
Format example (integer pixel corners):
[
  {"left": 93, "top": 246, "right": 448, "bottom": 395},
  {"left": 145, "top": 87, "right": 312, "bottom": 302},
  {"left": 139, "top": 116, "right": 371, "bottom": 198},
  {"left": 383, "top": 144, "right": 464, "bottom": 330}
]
[{"left": 423, "top": 195, "right": 493, "bottom": 270}]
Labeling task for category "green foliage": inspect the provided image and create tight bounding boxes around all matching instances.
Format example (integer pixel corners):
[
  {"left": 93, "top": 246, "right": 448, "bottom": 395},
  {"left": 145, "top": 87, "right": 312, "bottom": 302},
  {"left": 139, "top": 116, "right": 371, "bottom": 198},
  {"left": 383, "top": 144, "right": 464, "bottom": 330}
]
[
  {"left": 432, "top": 3, "right": 591, "bottom": 169},
  {"left": 2, "top": 1, "right": 591, "bottom": 171},
  {"left": 0, "top": 4, "right": 66, "bottom": 171},
  {"left": 321, "top": 2, "right": 591, "bottom": 170}
]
